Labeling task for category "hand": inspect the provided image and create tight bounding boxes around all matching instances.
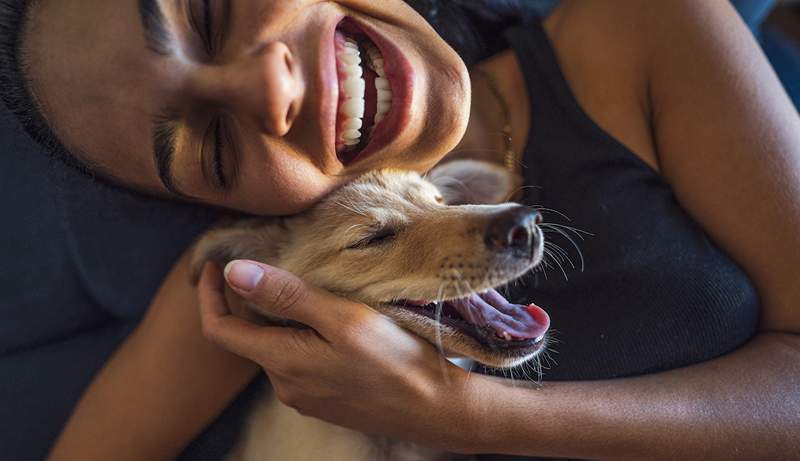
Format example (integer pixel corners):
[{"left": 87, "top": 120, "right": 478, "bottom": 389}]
[{"left": 196, "top": 260, "right": 478, "bottom": 452}]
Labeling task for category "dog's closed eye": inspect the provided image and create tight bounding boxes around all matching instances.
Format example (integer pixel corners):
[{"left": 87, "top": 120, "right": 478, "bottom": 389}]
[{"left": 346, "top": 228, "right": 398, "bottom": 249}]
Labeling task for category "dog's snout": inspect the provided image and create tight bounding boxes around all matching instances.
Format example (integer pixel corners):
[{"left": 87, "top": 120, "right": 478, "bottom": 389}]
[{"left": 485, "top": 206, "right": 542, "bottom": 254}]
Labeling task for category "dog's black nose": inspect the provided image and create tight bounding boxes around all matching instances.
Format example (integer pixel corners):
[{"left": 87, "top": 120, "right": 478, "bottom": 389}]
[{"left": 485, "top": 206, "right": 542, "bottom": 254}]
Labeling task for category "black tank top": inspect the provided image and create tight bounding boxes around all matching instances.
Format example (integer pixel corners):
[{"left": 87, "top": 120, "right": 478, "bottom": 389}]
[{"left": 478, "top": 21, "right": 759, "bottom": 461}]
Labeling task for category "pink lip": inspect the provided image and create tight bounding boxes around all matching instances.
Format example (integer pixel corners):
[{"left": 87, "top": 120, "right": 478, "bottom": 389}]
[{"left": 333, "top": 17, "right": 414, "bottom": 166}]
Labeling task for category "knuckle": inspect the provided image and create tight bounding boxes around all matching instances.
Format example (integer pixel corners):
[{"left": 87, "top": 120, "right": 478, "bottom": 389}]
[
  {"left": 200, "top": 317, "right": 222, "bottom": 342},
  {"left": 265, "top": 276, "right": 307, "bottom": 316}
]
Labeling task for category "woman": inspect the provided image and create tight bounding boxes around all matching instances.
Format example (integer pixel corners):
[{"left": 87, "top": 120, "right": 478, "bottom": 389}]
[{"left": 1, "top": 0, "right": 798, "bottom": 459}]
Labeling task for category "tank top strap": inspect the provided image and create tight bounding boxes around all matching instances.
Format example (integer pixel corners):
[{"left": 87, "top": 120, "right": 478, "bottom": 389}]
[{"left": 504, "top": 20, "right": 629, "bottom": 149}]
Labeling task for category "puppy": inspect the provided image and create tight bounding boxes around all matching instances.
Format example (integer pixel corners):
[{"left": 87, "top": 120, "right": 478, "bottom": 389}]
[{"left": 192, "top": 160, "right": 550, "bottom": 461}]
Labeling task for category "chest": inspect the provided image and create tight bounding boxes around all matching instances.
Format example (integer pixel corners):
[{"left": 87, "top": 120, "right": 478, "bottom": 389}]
[{"left": 542, "top": 9, "right": 661, "bottom": 173}]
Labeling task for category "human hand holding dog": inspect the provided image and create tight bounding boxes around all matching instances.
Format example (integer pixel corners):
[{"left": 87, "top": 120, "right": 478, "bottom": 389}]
[{"left": 197, "top": 260, "right": 481, "bottom": 452}]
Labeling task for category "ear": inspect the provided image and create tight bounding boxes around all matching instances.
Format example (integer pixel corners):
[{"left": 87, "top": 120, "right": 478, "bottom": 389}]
[
  {"left": 427, "top": 159, "right": 520, "bottom": 205},
  {"left": 189, "top": 219, "right": 285, "bottom": 285}
]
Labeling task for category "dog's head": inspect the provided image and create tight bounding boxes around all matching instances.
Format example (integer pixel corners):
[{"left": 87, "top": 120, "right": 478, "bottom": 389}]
[{"left": 192, "top": 160, "right": 549, "bottom": 368}]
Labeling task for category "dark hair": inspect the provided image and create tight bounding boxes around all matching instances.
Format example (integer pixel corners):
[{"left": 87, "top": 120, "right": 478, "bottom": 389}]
[
  {"left": 0, "top": 0, "right": 93, "bottom": 175},
  {"left": 0, "top": 0, "right": 552, "bottom": 173},
  {"left": 404, "top": 0, "right": 553, "bottom": 67}
]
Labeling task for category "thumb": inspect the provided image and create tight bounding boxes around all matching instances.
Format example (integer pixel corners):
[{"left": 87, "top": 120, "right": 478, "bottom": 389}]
[{"left": 224, "top": 260, "right": 357, "bottom": 334}]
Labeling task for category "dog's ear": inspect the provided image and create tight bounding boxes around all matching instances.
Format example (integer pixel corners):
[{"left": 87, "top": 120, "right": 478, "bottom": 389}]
[
  {"left": 427, "top": 159, "right": 520, "bottom": 205},
  {"left": 189, "top": 220, "right": 284, "bottom": 285}
]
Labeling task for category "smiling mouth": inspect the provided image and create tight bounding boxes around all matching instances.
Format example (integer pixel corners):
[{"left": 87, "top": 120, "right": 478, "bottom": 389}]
[
  {"left": 332, "top": 18, "right": 412, "bottom": 166},
  {"left": 334, "top": 30, "right": 387, "bottom": 160},
  {"left": 390, "top": 289, "right": 550, "bottom": 351},
  {"left": 334, "top": 21, "right": 387, "bottom": 164}
]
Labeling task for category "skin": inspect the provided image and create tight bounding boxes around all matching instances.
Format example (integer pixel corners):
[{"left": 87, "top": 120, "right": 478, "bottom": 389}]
[
  {"left": 24, "top": 0, "right": 469, "bottom": 214},
  {"left": 37, "top": 0, "right": 800, "bottom": 459}
]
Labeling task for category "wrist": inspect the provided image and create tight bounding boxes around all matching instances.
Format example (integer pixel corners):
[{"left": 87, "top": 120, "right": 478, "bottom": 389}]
[{"left": 449, "top": 372, "right": 506, "bottom": 454}]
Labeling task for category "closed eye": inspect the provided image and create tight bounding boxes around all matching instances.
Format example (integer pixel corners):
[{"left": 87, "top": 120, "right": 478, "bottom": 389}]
[
  {"left": 346, "top": 228, "right": 398, "bottom": 250},
  {"left": 187, "top": 0, "right": 231, "bottom": 58},
  {"left": 200, "top": 115, "right": 238, "bottom": 190}
]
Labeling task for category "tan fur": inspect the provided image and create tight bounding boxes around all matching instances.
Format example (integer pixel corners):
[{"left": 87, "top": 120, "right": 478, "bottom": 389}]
[{"left": 191, "top": 161, "right": 544, "bottom": 461}]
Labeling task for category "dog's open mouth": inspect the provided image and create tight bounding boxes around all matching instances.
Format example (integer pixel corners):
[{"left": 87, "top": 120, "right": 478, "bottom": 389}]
[{"left": 392, "top": 288, "right": 550, "bottom": 349}]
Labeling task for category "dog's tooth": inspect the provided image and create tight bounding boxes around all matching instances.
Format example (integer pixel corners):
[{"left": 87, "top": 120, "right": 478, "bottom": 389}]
[{"left": 500, "top": 331, "right": 512, "bottom": 341}]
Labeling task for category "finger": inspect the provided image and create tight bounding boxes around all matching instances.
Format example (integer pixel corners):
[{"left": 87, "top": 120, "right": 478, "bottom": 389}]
[
  {"left": 223, "top": 260, "right": 370, "bottom": 336},
  {"left": 198, "top": 262, "right": 322, "bottom": 366}
]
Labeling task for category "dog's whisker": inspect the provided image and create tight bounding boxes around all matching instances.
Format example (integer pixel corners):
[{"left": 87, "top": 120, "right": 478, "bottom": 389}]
[
  {"left": 434, "top": 300, "right": 453, "bottom": 386},
  {"left": 342, "top": 223, "right": 369, "bottom": 241},
  {"left": 530, "top": 205, "right": 573, "bottom": 223},
  {"left": 509, "top": 184, "right": 543, "bottom": 199},
  {"left": 433, "top": 283, "right": 452, "bottom": 382},
  {"left": 544, "top": 240, "right": 570, "bottom": 259},
  {"left": 540, "top": 222, "right": 593, "bottom": 239},
  {"left": 545, "top": 241, "right": 576, "bottom": 273},
  {"left": 543, "top": 247, "right": 569, "bottom": 281},
  {"left": 542, "top": 225, "right": 586, "bottom": 272},
  {"left": 334, "top": 199, "right": 368, "bottom": 218}
]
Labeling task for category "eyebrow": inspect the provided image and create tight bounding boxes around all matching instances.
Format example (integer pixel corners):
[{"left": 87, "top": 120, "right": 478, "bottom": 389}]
[
  {"left": 152, "top": 114, "right": 186, "bottom": 196},
  {"left": 138, "top": 0, "right": 174, "bottom": 56}
]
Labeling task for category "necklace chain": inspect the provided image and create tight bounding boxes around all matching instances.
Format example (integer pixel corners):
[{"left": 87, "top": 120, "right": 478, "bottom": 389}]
[{"left": 473, "top": 68, "right": 518, "bottom": 174}]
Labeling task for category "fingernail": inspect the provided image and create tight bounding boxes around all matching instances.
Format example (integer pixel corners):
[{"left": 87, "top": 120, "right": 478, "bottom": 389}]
[{"left": 224, "top": 261, "right": 264, "bottom": 292}]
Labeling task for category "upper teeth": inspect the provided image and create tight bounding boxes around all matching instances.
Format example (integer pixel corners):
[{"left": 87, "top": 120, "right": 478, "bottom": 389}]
[{"left": 336, "top": 35, "right": 392, "bottom": 151}]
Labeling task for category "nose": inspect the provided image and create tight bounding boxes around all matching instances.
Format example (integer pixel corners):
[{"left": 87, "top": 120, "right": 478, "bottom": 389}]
[
  {"left": 216, "top": 41, "right": 303, "bottom": 136},
  {"left": 485, "top": 206, "right": 542, "bottom": 255}
]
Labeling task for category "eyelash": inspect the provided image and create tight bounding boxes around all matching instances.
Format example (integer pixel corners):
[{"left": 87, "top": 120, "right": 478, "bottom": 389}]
[
  {"left": 201, "top": 116, "right": 237, "bottom": 190},
  {"left": 188, "top": 0, "right": 215, "bottom": 55}
]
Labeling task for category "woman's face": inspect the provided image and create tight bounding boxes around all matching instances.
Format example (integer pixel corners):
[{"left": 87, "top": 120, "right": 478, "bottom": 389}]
[{"left": 24, "top": 0, "right": 470, "bottom": 215}]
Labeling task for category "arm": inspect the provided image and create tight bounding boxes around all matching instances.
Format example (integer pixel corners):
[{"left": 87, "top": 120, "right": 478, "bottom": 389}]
[
  {"left": 463, "top": 0, "right": 800, "bottom": 459},
  {"left": 48, "top": 249, "right": 259, "bottom": 461},
  {"left": 467, "top": 333, "right": 800, "bottom": 460}
]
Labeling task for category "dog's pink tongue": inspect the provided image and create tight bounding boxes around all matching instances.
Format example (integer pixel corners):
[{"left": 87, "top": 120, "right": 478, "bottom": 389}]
[{"left": 450, "top": 289, "right": 550, "bottom": 340}]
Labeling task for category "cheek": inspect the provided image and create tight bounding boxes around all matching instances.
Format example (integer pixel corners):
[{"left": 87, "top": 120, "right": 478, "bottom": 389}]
[{"left": 228, "top": 152, "right": 344, "bottom": 215}]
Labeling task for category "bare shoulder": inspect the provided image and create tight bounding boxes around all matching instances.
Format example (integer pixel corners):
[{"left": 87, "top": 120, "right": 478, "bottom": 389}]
[
  {"left": 550, "top": 0, "right": 800, "bottom": 334},
  {"left": 538, "top": 0, "right": 765, "bottom": 172},
  {"left": 540, "top": 0, "right": 661, "bottom": 170}
]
